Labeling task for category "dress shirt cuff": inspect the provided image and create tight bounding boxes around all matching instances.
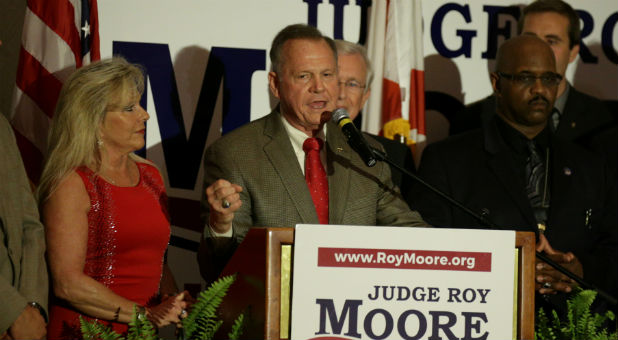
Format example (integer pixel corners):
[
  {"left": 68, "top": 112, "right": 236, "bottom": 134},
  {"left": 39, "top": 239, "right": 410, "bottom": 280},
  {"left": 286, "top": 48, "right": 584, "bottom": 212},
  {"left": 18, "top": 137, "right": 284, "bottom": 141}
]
[{"left": 208, "top": 223, "right": 233, "bottom": 237}]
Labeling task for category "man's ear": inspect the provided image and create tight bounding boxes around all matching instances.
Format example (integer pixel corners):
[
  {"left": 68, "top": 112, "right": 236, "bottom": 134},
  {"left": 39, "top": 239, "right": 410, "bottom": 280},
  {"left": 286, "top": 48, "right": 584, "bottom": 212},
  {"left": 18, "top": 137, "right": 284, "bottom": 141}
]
[
  {"left": 268, "top": 71, "right": 280, "bottom": 99},
  {"left": 568, "top": 44, "right": 580, "bottom": 64},
  {"left": 490, "top": 72, "right": 501, "bottom": 95}
]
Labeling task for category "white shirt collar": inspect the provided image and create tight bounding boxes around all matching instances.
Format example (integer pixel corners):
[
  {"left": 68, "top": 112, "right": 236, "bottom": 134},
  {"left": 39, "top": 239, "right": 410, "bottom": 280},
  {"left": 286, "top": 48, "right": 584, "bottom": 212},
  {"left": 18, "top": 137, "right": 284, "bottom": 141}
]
[{"left": 279, "top": 112, "right": 327, "bottom": 175}]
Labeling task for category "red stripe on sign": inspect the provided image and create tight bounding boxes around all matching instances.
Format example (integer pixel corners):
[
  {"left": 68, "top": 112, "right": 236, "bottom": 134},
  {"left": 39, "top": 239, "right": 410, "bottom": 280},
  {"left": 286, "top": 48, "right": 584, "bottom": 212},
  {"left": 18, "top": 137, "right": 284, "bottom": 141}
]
[
  {"left": 28, "top": 0, "right": 82, "bottom": 65},
  {"left": 16, "top": 47, "right": 63, "bottom": 119},
  {"left": 318, "top": 247, "right": 491, "bottom": 272}
]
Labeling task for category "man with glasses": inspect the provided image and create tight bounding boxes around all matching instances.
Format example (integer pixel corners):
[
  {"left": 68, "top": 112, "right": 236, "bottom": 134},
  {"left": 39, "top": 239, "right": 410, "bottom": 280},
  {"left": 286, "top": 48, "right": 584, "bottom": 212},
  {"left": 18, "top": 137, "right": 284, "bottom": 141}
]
[
  {"left": 335, "top": 39, "right": 416, "bottom": 207},
  {"left": 451, "top": 0, "right": 615, "bottom": 150},
  {"left": 414, "top": 35, "right": 617, "bottom": 315}
]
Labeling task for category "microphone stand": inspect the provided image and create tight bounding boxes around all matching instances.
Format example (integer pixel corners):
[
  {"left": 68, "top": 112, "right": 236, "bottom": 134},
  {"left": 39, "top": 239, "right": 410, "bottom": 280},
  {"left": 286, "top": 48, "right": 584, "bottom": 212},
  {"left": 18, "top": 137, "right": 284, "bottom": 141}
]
[{"left": 370, "top": 147, "right": 618, "bottom": 306}]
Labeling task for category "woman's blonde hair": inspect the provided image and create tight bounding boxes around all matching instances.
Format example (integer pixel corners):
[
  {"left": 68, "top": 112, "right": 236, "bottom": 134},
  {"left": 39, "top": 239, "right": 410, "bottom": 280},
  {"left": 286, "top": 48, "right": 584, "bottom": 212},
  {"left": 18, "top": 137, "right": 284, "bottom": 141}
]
[{"left": 37, "top": 57, "right": 145, "bottom": 203}]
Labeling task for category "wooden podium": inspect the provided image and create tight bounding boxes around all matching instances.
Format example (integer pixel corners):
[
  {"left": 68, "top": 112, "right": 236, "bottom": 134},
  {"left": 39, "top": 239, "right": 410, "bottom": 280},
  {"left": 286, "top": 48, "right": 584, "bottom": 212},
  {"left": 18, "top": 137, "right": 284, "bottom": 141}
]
[{"left": 214, "top": 227, "right": 535, "bottom": 340}]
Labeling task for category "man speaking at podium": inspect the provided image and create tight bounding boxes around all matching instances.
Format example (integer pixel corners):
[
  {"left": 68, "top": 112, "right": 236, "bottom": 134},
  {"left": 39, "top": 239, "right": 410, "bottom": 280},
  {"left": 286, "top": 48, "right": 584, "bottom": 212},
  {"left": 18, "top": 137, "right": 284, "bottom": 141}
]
[
  {"left": 414, "top": 35, "right": 617, "bottom": 313},
  {"left": 198, "top": 24, "right": 428, "bottom": 282}
]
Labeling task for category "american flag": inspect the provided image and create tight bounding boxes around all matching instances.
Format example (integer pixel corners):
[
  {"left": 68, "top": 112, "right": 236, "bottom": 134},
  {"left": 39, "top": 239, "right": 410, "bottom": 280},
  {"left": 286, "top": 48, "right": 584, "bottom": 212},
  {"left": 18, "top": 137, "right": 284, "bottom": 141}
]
[{"left": 10, "top": 0, "right": 100, "bottom": 184}]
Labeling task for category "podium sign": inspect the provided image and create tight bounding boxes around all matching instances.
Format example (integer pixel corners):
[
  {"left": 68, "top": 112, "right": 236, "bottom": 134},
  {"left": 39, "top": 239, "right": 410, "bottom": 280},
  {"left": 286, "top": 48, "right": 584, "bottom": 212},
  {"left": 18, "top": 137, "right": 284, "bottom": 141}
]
[{"left": 291, "top": 225, "right": 516, "bottom": 340}]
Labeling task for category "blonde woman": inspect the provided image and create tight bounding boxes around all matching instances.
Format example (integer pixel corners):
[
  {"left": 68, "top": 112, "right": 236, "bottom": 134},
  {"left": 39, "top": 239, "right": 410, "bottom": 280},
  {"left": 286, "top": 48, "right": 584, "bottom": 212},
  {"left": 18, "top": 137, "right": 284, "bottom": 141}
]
[{"left": 39, "top": 58, "right": 188, "bottom": 338}]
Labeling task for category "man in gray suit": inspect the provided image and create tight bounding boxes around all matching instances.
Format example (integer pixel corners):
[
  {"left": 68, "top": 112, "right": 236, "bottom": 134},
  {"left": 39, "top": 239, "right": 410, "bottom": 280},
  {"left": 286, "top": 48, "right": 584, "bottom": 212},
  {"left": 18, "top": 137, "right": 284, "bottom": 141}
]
[
  {"left": 0, "top": 114, "right": 47, "bottom": 339},
  {"left": 198, "top": 24, "right": 427, "bottom": 282}
]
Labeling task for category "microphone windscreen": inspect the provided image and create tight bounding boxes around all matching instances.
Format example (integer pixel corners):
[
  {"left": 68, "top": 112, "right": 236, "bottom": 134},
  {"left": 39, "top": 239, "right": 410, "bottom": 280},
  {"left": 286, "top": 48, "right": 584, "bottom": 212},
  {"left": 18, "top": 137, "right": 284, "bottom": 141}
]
[{"left": 331, "top": 108, "right": 349, "bottom": 123}]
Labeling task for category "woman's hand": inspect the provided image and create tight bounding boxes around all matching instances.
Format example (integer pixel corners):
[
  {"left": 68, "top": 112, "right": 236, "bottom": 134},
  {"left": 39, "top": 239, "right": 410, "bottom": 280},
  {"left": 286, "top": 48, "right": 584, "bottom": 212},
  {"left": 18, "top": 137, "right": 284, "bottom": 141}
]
[{"left": 147, "top": 292, "right": 188, "bottom": 327}]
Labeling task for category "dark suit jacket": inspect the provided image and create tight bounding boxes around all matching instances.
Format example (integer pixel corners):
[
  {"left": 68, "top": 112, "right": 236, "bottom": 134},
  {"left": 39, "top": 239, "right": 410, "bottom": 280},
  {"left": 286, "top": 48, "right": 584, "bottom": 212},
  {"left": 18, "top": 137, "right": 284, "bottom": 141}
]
[
  {"left": 415, "top": 115, "right": 618, "bottom": 311},
  {"left": 199, "top": 109, "right": 428, "bottom": 282},
  {"left": 371, "top": 134, "right": 416, "bottom": 208},
  {"left": 450, "top": 87, "right": 616, "bottom": 149}
]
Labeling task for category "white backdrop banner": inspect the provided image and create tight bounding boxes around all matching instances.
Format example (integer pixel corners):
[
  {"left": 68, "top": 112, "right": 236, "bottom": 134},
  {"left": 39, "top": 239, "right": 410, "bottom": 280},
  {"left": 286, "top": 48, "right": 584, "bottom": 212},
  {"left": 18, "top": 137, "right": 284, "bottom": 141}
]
[
  {"left": 95, "top": 0, "right": 616, "bottom": 289},
  {"left": 98, "top": 0, "right": 617, "bottom": 227}
]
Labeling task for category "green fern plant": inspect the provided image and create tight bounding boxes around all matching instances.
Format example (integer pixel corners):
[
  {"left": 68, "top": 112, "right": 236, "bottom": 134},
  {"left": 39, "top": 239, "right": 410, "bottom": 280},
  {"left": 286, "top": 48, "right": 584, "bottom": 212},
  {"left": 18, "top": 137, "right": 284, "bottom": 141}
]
[
  {"left": 79, "top": 315, "right": 122, "bottom": 340},
  {"left": 79, "top": 305, "right": 157, "bottom": 340},
  {"left": 535, "top": 289, "right": 617, "bottom": 340},
  {"left": 182, "top": 274, "right": 242, "bottom": 340},
  {"left": 126, "top": 305, "right": 158, "bottom": 340},
  {"left": 81, "top": 274, "right": 244, "bottom": 340},
  {"left": 227, "top": 312, "right": 245, "bottom": 340}
]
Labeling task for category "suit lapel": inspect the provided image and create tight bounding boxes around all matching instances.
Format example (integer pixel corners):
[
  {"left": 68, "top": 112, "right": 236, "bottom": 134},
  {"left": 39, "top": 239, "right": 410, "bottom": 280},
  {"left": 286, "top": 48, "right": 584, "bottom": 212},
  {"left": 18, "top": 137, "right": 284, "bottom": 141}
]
[
  {"left": 325, "top": 121, "right": 352, "bottom": 225},
  {"left": 262, "top": 111, "right": 319, "bottom": 223},
  {"left": 556, "top": 88, "right": 582, "bottom": 141},
  {"left": 548, "top": 140, "right": 573, "bottom": 221},
  {"left": 484, "top": 118, "right": 538, "bottom": 227}
]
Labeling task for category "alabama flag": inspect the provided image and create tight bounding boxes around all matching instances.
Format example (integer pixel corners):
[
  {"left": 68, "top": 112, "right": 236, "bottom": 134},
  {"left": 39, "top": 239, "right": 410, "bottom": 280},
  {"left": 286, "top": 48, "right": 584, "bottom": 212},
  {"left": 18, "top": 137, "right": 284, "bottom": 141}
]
[
  {"left": 10, "top": 0, "right": 100, "bottom": 184},
  {"left": 364, "top": 0, "right": 425, "bottom": 145}
]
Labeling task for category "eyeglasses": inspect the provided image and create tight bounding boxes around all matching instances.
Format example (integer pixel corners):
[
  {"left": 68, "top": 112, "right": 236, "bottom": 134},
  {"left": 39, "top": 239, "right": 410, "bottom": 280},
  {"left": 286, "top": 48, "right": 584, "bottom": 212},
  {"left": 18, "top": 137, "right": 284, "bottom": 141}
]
[
  {"left": 339, "top": 80, "right": 366, "bottom": 91},
  {"left": 497, "top": 72, "right": 563, "bottom": 87}
]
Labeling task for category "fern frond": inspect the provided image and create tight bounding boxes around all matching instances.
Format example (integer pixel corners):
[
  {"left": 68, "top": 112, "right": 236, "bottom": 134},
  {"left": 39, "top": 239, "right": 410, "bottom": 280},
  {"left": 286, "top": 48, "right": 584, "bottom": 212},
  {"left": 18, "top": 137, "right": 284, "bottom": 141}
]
[
  {"left": 191, "top": 317, "right": 224, "bottom": 340},
  {"left": 183, "top": 274, "right": 237, "bottom": 338},
  {"left": 79, "top": 316, "right": 124, "bottom": 340},
  {"left": 127, "top": 305, "right": 157, "bottom": 340},
  {"left": 535, "top": 289, "right": 617, "bottom": 340},
  {"left": 227, "top": 313, "right": 245, "bottom": 340},
  {"left": 535, "top": 308, "right": 557, "bottom": 340}
]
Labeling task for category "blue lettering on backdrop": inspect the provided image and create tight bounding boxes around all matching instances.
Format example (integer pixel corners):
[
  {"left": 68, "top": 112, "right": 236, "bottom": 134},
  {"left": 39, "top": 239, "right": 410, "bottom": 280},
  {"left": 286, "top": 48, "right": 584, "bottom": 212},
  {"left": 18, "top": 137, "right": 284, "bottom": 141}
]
[
  {"left": 481, "top": 5, "right": 520, "bottom": 59},
  {"left": 113, "top": 42, "right": 181, "bottom": 160},
  {"left": 330, "top": 0, "right": 349, "bottom": 39},
  {"left": 304, "top": 0, "right": 322, "bottom": 27},
  {"left": 113, "top": 42, "right": 264, "bottom": 190},
  {"left": 214, "top": 48, "right": 266, "bottom": 134},
  {"left": 602, "top": 12, "right": 618, "bottom": 64},
  {"left": 304, "top": 0, "right": 364, "bottom": 40},
  {"left": 431, "top": 3, "right": 477, "bottom": 58},
  {"left": 577, "top": 10, "right": 599, "bottom": 64},
  {"left": 429, "top": 5, "right": 617, "bottom": 64}
]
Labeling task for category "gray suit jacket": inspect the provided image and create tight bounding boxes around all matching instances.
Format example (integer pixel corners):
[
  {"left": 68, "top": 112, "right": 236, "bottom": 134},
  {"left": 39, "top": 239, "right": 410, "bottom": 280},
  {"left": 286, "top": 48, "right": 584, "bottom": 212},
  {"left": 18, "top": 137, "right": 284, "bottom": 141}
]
[
  {"left": 199, "top": 109, "right": 427, "bottom": 281},
  {"left": 0, "top": 114, "right": 48, "bottom": 332}
]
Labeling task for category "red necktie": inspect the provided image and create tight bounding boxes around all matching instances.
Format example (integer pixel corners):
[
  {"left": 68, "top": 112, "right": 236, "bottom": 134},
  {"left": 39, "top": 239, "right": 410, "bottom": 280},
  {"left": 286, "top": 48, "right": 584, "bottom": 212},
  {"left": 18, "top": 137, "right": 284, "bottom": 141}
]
[{"left": 303, "top": 137, "right": 329, "bottom": 224}]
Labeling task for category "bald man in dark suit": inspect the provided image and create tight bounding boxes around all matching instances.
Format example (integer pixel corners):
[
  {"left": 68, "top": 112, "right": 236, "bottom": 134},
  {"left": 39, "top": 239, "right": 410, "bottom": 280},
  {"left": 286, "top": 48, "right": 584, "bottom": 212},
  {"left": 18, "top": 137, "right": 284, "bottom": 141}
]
[{"left": 415, "top": 35, "right": 617, "bottom": 315}]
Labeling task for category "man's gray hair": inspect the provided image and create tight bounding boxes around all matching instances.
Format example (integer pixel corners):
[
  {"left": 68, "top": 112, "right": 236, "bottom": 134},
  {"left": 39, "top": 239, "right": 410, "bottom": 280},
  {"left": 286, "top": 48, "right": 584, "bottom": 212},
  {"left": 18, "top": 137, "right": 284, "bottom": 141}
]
[{"left": 334, "top": 39, "right": 374, "bottom": 92}]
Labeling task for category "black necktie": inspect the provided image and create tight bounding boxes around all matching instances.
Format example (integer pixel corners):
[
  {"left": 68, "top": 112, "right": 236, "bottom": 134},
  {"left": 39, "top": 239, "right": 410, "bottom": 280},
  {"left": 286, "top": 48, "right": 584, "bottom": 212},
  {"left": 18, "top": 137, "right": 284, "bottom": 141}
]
[
  {"left": 550, "top": 108, "right": 560, "bottom": 132},
  {"left": 525, "top": 140, "right": 549, "bottom": 224}
]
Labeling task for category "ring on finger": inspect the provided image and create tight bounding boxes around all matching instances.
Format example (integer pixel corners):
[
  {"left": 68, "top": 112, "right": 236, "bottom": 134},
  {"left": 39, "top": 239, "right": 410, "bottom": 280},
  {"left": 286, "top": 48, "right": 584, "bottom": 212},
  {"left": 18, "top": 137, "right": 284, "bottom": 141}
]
[
  {"left": 180, "top": 309, "right": 188, "bottom": 318},
  {"left": 543, "top": 282, "right": 552, "bottom": 289},
  {"left": 222, "top": 199, "right": 231, "bottom": 209}
]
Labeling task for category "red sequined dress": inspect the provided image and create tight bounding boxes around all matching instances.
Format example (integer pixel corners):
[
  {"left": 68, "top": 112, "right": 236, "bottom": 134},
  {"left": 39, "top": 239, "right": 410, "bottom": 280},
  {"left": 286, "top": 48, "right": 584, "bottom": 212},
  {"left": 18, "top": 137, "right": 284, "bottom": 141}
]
[{"left": 47, "top": 162, "right": 170, "bottom": 339}]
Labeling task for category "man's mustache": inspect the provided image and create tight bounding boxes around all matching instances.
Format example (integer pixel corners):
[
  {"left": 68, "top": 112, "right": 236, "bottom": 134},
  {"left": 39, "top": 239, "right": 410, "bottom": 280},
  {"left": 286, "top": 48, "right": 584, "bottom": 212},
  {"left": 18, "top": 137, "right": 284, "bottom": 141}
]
[{"left": 528, "top": 95, "right": 550, "bottom": 106}]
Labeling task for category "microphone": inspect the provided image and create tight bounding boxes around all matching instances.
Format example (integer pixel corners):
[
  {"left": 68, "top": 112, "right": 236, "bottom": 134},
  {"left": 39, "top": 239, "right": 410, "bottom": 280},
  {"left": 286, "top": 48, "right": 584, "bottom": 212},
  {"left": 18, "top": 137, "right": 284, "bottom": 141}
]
[{"left": 331, "top": 108, "right": 377, "bottom": 167}]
